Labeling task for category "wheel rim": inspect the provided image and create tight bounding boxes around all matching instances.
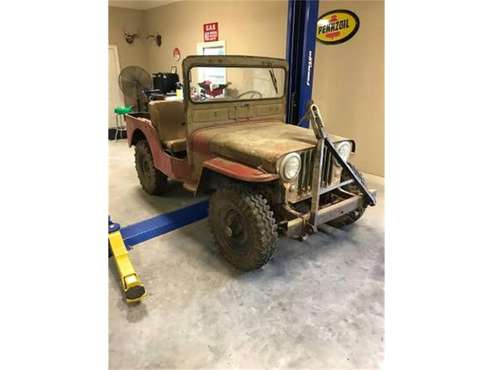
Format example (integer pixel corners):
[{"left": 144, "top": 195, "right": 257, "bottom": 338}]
[
  {"left": 222, "top": 208, "right": 249, "bottom": 254},
  {"left": 142, "top": 158, "right": 151, "bottom": 176},
  {"left": 138, "top": 152, "right": 152, "bottom": 187}
]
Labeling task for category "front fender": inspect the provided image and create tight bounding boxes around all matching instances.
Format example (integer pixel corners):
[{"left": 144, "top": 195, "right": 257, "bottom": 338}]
[{"left": 203, "top": 157, "right": 279, "bottom": 183}]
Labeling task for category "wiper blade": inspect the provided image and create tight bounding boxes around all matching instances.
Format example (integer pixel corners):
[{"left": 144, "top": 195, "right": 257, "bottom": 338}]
[{"left": 269, "top": 68, "right": 278, "bottom": 95}]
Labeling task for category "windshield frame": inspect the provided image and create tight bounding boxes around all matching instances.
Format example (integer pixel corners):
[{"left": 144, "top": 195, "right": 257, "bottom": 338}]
[{"left": 183, "top": 55, "right": 288, "bottom": 106}]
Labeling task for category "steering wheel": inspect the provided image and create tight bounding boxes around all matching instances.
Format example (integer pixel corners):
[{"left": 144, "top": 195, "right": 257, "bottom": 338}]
[{"left": 236, "top": 90, "right": 263, "bottom": 99}]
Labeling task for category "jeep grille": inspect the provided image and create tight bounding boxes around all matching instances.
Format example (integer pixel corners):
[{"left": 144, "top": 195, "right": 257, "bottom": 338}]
[{"left": 297, "top": 147, "right": 334, "bottom": 195}]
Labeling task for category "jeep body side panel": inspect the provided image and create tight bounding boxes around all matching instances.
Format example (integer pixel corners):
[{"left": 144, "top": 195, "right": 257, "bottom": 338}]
[{"left": 125, "top": 114, "right": 192, "bottom": 182}]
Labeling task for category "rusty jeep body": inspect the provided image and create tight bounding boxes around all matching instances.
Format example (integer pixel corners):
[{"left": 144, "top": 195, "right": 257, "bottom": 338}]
[{"left": 125, "top": 55, "right": 376, "bottom": 271}]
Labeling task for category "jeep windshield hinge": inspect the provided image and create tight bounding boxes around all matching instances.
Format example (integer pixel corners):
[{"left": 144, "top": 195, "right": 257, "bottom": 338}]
[{"left": 306, "top": 102, "right": 376, "bottom": 228}]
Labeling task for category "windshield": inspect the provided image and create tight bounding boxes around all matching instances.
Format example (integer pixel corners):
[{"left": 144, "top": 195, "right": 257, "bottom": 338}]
[{"left": 188, "top": 66, "right": 285, "bottom": 103}]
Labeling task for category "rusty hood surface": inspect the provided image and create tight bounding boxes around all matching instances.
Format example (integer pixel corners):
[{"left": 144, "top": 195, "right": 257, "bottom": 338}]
[{"left": 191, "top": 121, "right": 347, "bottom": 173}]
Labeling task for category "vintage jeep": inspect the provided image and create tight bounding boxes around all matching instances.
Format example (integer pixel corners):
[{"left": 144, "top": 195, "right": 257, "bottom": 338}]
[{"left": 125, "top": 55, "right": 376, "bottom": 271}]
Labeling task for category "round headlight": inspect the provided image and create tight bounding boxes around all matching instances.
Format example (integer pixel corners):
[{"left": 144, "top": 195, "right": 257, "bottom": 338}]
[
  {"left": 335, "top": 142, "right": 352, "bottom": 165},
  {"left": 278, "top": 153, "right": 301, "bottom": 181}
]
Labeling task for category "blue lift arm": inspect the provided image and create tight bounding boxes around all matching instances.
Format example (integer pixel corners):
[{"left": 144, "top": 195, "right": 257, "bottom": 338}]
[
  {"left": 286, "top": 0, "right": 319, "bottom": 128},
  {"left": 120, "top": 200, "right": 209, "bottom": 247}
]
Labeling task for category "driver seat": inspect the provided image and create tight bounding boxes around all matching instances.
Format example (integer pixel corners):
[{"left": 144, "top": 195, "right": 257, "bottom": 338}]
[{"left": 148, "top": 100, "right": 187, "bottom": 152}]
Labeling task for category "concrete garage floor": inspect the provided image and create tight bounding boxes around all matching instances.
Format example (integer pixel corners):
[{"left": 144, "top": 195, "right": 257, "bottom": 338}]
[{"left": 109, "top": 140, "right": 384, "bottom": 370}]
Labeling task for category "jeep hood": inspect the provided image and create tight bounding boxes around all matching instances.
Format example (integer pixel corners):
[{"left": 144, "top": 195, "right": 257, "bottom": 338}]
[{"left": 191, "top": 121, "right": 347, "bottom": 173}]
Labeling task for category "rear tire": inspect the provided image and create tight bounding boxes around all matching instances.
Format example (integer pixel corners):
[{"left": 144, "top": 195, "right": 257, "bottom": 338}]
[
  {"left": 209, "top": 185, "right": 278, "bottom": 271},
  {"left": 134, "top": 140, "right": 167, "bottom": 195},
  {"left": 327, "top": 163, "right": 368, "bottom": 227}
]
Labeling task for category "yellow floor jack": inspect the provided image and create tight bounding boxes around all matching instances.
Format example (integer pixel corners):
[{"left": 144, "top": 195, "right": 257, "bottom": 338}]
[{"left": 108, "top": 217, "right": 146, "bottom": 303}]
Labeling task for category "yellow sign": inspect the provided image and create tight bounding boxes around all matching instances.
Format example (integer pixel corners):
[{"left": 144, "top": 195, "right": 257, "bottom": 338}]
[{"left": 316, "top": 10, "right": 360, "bottom": 45}]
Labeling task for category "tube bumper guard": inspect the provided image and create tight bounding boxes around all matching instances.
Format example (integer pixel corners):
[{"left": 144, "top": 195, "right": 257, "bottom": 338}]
[{"left": 285, "top": 189, "right": 377, "bottom": 238}]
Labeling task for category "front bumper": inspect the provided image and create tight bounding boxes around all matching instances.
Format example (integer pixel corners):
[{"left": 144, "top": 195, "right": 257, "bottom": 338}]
[{"left": 284, "top": 189, "right": 377, "bottom": 238}]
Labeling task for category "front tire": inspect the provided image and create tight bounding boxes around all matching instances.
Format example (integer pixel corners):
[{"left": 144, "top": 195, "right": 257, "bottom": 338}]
[
  {"left": 209, "top": 186, "right": 278, "bottom": 271},
  {"left": 134, "top": 140, "right": 167, "bottom": 195},
  {"left": 327, "top": 163, "right": 368, "bottom": 228}
]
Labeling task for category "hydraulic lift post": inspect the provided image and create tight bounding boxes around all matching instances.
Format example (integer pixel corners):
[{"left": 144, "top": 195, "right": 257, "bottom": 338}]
[{"left": 286, "top": 0, "right": 319, "bottom": 128}]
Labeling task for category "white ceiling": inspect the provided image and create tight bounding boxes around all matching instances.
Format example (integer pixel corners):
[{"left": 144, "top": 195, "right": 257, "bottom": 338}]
[{"left": 109, "top": 0, "right": 179, "bottom": 10}]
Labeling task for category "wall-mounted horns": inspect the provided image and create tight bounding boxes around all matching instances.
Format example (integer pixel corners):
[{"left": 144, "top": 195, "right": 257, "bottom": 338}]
[
  {"left": 123, "top": 31, "right": 139, "bottom": 44},
  {"left": 146, "top": 34, "right": 162, "bottom": 47}
]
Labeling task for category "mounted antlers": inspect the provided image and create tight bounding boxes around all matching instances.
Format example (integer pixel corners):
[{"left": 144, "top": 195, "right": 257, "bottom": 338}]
[
  {"left": 123, "top": 31, "right": 139, "bottom": 44},
  {"left": 146, "top": 34, "right": 162, "bottom": 47},
  {"left": 122, "top": 28, "right": 161, "bottom": 46}
]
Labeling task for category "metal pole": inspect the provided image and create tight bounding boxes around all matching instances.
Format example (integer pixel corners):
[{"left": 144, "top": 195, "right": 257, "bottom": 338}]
[{"left": 285, "top": 0, "right": 319, "bottom": 127}]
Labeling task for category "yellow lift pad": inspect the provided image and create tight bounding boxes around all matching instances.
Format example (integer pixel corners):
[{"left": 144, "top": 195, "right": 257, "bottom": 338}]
[{"left": 108, "top": 230, "right": 146, "bottom": 303}]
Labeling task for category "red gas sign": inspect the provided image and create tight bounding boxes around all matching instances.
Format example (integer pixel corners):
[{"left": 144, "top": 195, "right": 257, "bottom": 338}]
[{"left": 203, "top": 22, "right": 218, "bottom": 42}]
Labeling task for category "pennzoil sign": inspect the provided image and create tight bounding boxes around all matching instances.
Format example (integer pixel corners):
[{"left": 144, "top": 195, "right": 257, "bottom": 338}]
[{"left": 316, "top": 9, "right": 360, "bottom": 45}]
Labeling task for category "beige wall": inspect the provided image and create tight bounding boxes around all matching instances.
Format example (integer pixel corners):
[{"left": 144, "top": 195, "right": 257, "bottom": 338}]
[
  {"left": 108, "top": 6, "right": 148, "bottom": 70},
  {"left": 143, "top": 1, "right": 287, "bottom": 76},
  {"left": 313, "top": 1, "right": 384, "bottom": 176}
]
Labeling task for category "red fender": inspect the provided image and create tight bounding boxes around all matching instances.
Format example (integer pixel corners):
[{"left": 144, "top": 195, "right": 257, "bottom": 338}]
[{"left": 203, "top": 157, "right": 279, "bottom": 182}]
